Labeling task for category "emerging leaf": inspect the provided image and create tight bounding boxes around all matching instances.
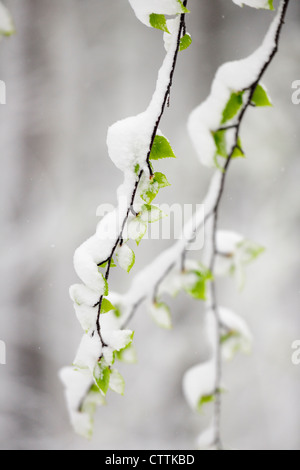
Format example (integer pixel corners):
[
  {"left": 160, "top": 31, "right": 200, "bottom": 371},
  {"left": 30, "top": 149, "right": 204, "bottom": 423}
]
[
  {"left": 252, "top": 84, "right": 272, "bottom": 107},
  {"left": 100, "top": 298, "right": 115, "bottom": 314},
  {"left": 221, "top": 91, "right": 244, "bottom": 124},
  {"left": 94, "top": 363, "right": 111, "bottom": 396},
  {"left": 127, "top": 218, "right": 148, "bottom": 246},
  {"left": 150, "top": 135, "right": 176, "bottom": 160},
  {"left": 177, "top": 0, "right": 190, "bottom": 13},
  {"left": 150, "top": 302, "right": 172, "bottom": 330},
  {"left": 116, "top": 343, "right": 138, "bottom": 364},
  {"left": 109, "top": 369, "right": 125, "bottom": 395},
  {"left": 180, "top": 33, "right": 192, "bottom": 51},
  {"left": 149, "top": 13, "right": 170, "bottom": 33},
  {"left": 0, "top": 2, "right": 15, "bottom": 37},
  {"left": 140, "top": 204, "right": 165, "bottom": 224},
  {"left": 184, "top": 268, "right": 213, "bottom": 301},
  {"left": 213, "top": 130, "right": 227, "bottom": 159},
  {"left": 197, "top": 394, "right": 215, "bottom": 412},
  {"left": 232, "top": 138, "right": 245, "bottom": 159},
  {"left": 116, "top": 244, "right": 136, "bottom": 273},
  {"left": 141, "top": 171, "right": 170, "bottom": 204}
]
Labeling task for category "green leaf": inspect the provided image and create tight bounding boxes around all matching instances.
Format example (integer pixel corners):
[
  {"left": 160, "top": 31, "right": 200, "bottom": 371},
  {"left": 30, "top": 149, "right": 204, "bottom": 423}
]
[
  {"left": 94, "top": 364, "right": 111, "bottom": 396},
  {"left": 103, "top": 275, "right": 109, "bottom": 296},
  {"left": 150, "top": 135, "right": 176, "bottom": 160},
  {"left": 115, "top": 332, "right": 136, "bottom": 364},
  {"left": 98, "top": 258, "right": 117, "bottom": 269},
  {"left": 0, "top": 3, "right": 15, "bottom": 37},
  {"left": 213, "top": 130, "right": 227, "bottom": 159},
  {"left": 150, "top": 302, "right": 172, "bottom": 330},
  {"left": 220, "top": 331, "right": 239, "bottom": 345},
  {"left": 114, "top": 307, "right": 121, "bottom": 318},
  {"left": 100, "top": 298, "right": 115, "bottom": 314},
  {"left": 184, "top": 269, "right": 213, "bottom": 301},
  {"left": 116, "top": 344, "right": 137, "bottom": 364},
  {"left": 149, "top": 14, "right": 170, "bottom": 33},
  {"left": 141, "top": 172, "right": 170, "bottom": 205},
  {"left": 177, "top": 0, "right": 190, "bottom": 13},
  {"left": 221, "top": 92, "right": 244, "bottom": 124},
  {"left": 252, "top": 84, "right": 272, "bottom": 107},
  {"left": 109, "top": 369, "right": 125, "bottom": 396},
  {"left": 134, "top": 164, "right": 140, "bottom": 175},
  {"left": 140, "top": 204, "right": 165, "bottom": 223},
  {"left": 180, "top": 33, "right": 192, "bottom": 51},
  {"left": 237, "top": 240, "right": 265, "bottom": 264},
  {"left": 116, "top": 244, "right": 135, "bottom": 273},
  {"left": 128, "top": 218, "right": 147, "bottom": 246},
  {"left": 267, "top": 0, "right": 274, "bottom": 10},
  {"left": 232, "top": 138, "right": 245, "bottom": 159},
  {"left": 154, "top": 172, "right": 170, "bottom": 188},
  {"left": 197, "top": 394, "right": 215, "bottom": 412}
]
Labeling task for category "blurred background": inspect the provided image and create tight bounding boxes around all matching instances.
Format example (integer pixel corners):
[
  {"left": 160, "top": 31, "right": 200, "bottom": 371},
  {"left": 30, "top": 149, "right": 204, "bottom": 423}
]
[{"left": 0, "top": 0, "right": 299, "bottom": 450}]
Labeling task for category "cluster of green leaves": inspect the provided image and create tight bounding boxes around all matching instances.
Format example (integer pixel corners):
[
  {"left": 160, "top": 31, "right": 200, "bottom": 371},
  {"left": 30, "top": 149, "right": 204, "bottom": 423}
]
[
  {"left": 92, "top": 333, "right": 135, "bottom": 399},
  {"left": 148, "top": 2, "right": 192, "bottom": 52},
  {"left": 149, "top": 1, "right": 189, "bottom": 34},
  {"left": 129, "top": 135, "right": 177, "bottom": 251},
  {"left": 184, "top": 267, "right": 213, "bottom": 301},
  {"left": 76, "top": 331, "right": 137, "bottom": 438},
  {"left": 212, "top": 83, "right": 272, "bottom": 166}
]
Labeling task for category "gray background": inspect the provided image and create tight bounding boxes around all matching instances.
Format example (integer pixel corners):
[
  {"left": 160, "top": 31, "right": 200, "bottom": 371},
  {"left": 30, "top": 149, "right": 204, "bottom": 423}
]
[{"left": 0, "top": 0, "right": 299, "bottom": 450}]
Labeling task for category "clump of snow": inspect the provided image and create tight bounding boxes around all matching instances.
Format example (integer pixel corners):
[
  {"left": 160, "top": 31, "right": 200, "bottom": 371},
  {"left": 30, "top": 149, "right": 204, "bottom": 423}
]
[
  {"left": 149, "top": 302, "right": 172, "bottom": 329},
  {"left": 196, "top": 425, "right": 217, "bottom": 451},
  {"left": 128, "top": 0, "right": 185, "bottom": 27},
  {"left": 0, "top": 2, "right": 14, "bottom": 36},
  {"left": 102, "top": 329, "right": 133, "bottom": 352},
  {"left": 232, "top": 0, "right": 273, "bottom": 8},
  {"left": 107, "top": 113, "right": 153, "bottom": 174},
  {"left": 116, "top": 243, "right": 135, "bottom": 272},
  {"left": 183, "top": 359, "right": 216, "bottom": 411},
  {"left": 219, "top": 307, "right": 252, "bottom": 360},
  {"left": 74, "top": 334, "right": 102, "bottom": 373},
  {"left": 74, "top": 304, "right": 97, "bottom": 333},
  {"left": 60, "top": 367, "right": 104, "bottom": 439},
  {"left": 70, "top": 284, "right": 99, "bottom": 307}
]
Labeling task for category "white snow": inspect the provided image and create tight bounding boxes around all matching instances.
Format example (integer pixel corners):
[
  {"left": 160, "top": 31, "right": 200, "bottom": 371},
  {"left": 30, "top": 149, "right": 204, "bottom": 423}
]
[
  {"left": 70, "top": 284, "right": 99, "bottom": 307},
  {"left": 116, "top": 243, "right": 135, "bottom": 272},
  {"left": 196, "top": 425, "right": 217, "bottom": 451},
  {"left": 128, "top": 0, "right": 185, "bottom": 26},
  {"left": 149, "top": 302, "right": 172, "bottom": 329},
  {"left": 102, "top": 329, "right": 133, "bottom": 352},
  {"left": 219, "top": 307, "right": 252, "bottom": 360},
  {"left": 183, "top": 359, "right": 216, "bottom": 411},
  {"left": 232, "top": 0, "right": 273, "bottom": 8},
  {"left": 0, "top": 2, "right": 14, "bottom": 36},
  {"left": 60, "top": 367, "right": 94, "bottom": 438},
  {"left": 109, "top": 370, "right": 125, "bottom": 395},
  {"left": 73, "top": 334, "right": 102, "bottom": 373},
  {"left": 74, "top": 304, "right": 97, "bottom": 333}
]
